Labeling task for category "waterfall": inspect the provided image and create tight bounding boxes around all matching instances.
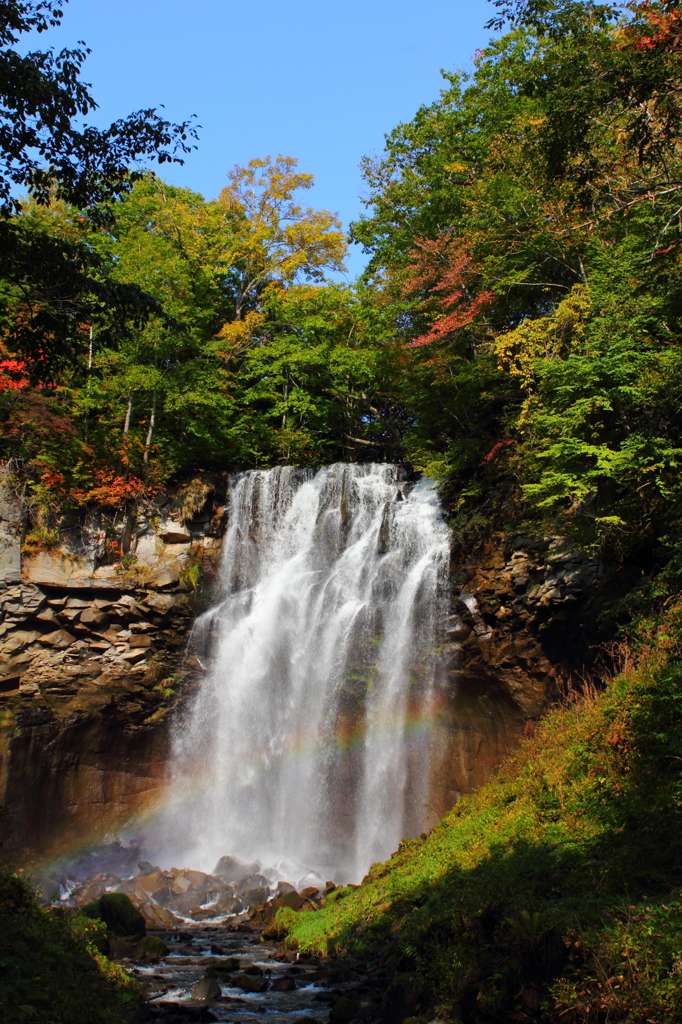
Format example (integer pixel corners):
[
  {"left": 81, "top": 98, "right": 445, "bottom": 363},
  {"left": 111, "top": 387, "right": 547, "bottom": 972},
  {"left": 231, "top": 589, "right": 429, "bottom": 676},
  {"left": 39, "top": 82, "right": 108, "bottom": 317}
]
[{"left": 157, "top": 463, "right": 450, "bottom": 884}]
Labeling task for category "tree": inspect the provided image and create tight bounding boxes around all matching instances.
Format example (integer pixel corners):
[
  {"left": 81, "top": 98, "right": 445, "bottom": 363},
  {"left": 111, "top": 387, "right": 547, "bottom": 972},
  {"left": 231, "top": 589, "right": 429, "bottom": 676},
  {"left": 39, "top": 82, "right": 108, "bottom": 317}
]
[
  {"left": 205, "top": 156, "right": 347, "bottom": 322},
  {"left": 0, "top": 0, "right": 199, "bottom": 372}
]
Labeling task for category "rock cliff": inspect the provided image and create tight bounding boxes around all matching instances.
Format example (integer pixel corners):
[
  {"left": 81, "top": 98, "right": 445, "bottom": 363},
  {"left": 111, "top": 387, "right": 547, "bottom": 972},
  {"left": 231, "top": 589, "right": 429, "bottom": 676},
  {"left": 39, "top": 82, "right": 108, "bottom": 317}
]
[
  {"left": 428, "top": 533, "right": 605, "bottom": 816},
  {"left": 0, "top": 475, "right": 226, "bottom": 862}
]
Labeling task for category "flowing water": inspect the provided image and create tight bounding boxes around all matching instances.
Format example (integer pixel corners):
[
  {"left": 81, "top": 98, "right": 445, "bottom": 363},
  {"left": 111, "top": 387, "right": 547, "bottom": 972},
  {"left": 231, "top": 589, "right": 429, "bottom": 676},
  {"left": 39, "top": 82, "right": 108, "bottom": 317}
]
[{"left": 156, "top": 463, "right": 450, "bottom": 883}]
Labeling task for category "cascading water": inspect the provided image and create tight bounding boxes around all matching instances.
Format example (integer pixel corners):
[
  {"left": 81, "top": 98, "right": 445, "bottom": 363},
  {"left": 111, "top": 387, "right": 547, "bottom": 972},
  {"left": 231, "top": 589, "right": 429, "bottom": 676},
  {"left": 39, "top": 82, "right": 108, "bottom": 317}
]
[{"left": 156, "top": 463, "right": 450, "bottom": 884}]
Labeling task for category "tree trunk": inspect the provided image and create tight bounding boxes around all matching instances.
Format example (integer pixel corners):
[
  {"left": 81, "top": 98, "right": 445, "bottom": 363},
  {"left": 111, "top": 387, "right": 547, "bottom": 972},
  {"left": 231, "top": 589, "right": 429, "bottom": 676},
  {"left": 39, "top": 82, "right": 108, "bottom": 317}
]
[
  {"left": 118, "top": 392, "right": 135, "bottom": 474},
  {"left": 143, "top": 389, "right": 157, "bottom": 473}
]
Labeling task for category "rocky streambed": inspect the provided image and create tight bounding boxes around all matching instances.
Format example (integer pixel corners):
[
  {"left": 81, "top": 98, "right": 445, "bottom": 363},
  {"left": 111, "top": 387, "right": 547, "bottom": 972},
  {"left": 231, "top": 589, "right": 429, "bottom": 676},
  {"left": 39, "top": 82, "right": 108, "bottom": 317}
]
[
  {"left": 35, "top": 851, "right": 396, "bottom": 1024},
  {"left": 131, "top": 926, "right": 385, "bottom": 1024}
]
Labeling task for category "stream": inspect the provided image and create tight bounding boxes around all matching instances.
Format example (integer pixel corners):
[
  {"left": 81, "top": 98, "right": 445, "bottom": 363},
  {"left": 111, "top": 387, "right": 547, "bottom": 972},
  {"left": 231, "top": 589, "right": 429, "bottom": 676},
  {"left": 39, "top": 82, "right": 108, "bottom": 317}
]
[{"left": 130, "top": 921, "right": 384, "bottom": 1024}]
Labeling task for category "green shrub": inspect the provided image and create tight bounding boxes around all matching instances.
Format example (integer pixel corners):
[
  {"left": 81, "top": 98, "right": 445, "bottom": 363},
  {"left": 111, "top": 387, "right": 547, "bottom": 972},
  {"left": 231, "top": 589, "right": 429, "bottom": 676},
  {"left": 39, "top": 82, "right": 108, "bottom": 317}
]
[
  {"left": 82, "top": 893, "right": 145, "bottom": 938},
  {"left": 0, "top": 873, "right": 141, "bottom": 1023}
]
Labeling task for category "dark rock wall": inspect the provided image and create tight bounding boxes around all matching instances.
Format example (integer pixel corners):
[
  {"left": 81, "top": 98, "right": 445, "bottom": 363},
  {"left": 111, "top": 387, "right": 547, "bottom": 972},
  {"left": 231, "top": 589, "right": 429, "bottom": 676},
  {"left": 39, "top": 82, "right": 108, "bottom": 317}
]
[
  {"left": 426, "top": 534, "right": 605, "bottom": 818},
  {"left": 0, "top": 478, "right": 226, "bottom": 862}
]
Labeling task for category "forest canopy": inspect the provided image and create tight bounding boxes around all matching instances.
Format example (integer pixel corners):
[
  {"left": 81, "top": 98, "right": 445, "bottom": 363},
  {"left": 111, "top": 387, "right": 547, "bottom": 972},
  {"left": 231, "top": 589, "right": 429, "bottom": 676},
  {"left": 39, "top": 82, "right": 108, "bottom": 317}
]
[{"left": 4, "top": 0, "right": 682, "bottom": 592}]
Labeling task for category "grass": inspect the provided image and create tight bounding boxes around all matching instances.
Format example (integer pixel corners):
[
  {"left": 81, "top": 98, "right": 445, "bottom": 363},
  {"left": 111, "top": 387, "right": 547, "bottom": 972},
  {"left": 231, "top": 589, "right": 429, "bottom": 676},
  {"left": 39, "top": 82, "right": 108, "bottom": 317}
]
[{"left": 285, "top": 641, "right": 682, "bottom": 1022}]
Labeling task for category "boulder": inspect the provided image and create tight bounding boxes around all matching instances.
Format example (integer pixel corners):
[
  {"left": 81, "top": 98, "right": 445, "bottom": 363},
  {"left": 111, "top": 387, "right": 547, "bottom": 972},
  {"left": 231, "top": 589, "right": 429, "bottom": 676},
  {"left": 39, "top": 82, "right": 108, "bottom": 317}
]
[
  {"left": 135, "top": 870, "right": 166, "bottom": 893},
  {"left": 82, "top": 892, "right": 146, "bottom": 937},
  {"left": 212, "top": 893, "right": 245, "bottom": 915},
  {"left": 213, "top": 854, "right": 258, "bottom": 883},
  {"left": 3, "top": 629, "right": 42, "bottom": 651},
  {"left": 239, "top": 872, "right": 270, "bottom": 890},
  {"left": 191, "top": 976, "right": 221, "bottom": 1002},
  {"left": 243, "top": 886, "right": 270, "bottom": 905},
  {"left": 170, "top": 874, "right": 192, "bottom": 894},
  {"left": 203, "top": 957, "right": 240, "bottom": 976},
  {"left": 271, "top": 977, "right": 296, "bottom": 991},
  {"left": 136, "top": 934, "right": 169, "bottom": 960},
  {"left": 273, "top": 890, "right": 302, "bottom": 911},
  {"left": 36, "top": 607, "right": 61, "bottom": 626},
  {"left": 185, "top": 869, "right": 209, "bottom": 888},
  {"left": 329, "top": 997, "right": 361, "bottom": 1024},
  {"left": 145, "top": 592, "right": 179, "bottom": 614},
  {"left": 128, "top": 635, "right": 153, "bottom": 649},
  {"left": 235, "top": 973, "right": 268, "bottom": 993},
  {"left": 275, "top": 881, "right": 296, "bottom": 895},
  {"left": 300, "top": 886, "right": 321, "bottom": 900},
  {"left": 121, "top": 649, "right": 149, "bottom": 663}
]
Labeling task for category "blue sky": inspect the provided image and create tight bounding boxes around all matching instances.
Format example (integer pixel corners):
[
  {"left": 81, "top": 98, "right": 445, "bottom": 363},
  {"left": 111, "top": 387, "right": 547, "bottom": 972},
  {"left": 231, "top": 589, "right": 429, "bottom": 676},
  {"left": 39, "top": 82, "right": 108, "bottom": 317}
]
[{"left": 39, "top": 0, "right": 494, "bottom": 276}]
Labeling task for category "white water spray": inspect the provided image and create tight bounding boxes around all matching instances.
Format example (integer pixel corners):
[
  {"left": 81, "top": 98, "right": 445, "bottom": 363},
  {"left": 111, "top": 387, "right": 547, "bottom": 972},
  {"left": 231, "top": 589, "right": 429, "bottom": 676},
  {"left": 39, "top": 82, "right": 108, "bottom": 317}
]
[{"left": 158, "top": 464, "right": 450, "bottom": 883}]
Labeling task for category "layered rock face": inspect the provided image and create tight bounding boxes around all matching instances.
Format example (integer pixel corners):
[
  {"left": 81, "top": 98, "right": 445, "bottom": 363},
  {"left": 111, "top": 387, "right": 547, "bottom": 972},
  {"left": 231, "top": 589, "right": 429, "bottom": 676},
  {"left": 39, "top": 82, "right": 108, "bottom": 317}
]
[
  {"left": 0, "top": 478, "right": 226, "bottom": 862},
  {"left": 428, "top": 534, "right": 604, "bottom": 815}
]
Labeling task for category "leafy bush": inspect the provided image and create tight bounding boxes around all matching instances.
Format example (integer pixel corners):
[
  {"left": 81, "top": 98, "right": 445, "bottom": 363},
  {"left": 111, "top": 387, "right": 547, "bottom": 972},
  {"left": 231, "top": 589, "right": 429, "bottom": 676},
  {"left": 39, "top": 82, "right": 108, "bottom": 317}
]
[{"left": 0, "top": 873, "right": 141, "bottom": 1023}]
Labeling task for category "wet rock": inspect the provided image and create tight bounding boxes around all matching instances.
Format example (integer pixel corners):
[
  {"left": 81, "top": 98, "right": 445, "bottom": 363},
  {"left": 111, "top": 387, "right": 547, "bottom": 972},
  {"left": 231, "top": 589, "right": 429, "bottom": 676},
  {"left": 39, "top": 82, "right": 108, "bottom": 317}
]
[
  {"left": 212, "top": 851, "right": 258, "bottom": 884},
  {"left": 329, "top": 996, "right": 361, "bottom": 1023},
  {"left": 137, "top": 935, "right": 169, "bottom": 959},
  {"left": 300, "top": 885, "right": 321, "bottom": 900},
  {"left": 243, "top": 885, "right": 270, "bottom": 905},
  {"left": 275, "top": 880, "right": 296, "bottom": 895},
  {"left": 191, "top": 976, "right": 221, "bottom": 1001},
  {"left": 273, "top": 890, "right": 302, "bottom": 911},
  {"left": 272, "top": 977, "right": 296, "bottom": 991},
  {"left": 235, "top": 973, "right": 268, "bottom": 993}
]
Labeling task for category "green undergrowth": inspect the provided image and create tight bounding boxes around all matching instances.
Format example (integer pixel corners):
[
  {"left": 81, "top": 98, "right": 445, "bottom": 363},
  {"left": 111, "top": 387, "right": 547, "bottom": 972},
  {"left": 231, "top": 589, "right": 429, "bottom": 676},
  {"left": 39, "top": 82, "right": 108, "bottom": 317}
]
[
  {"left": 286, "top": 643, "right": 682, "bottom": 1022},
  {"left": 0, "top": 873, "right": 141, "bottom": 1023}
]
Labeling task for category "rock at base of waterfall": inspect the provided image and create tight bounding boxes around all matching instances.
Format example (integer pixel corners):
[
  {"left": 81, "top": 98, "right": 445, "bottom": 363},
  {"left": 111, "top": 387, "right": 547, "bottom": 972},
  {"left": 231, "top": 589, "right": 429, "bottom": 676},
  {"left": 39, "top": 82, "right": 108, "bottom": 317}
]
[
  {"left": 213, "top": 854, "right": 261, "bottom": 883},
  {"left": 191, "top": 976, "right": 221, "bottom": 1002},
  {"left": 212, "top": 893, "right": 245, "bottom": 915},
  {"left": 242, "top": 885, "right": 270, "bottom": 905},
  {"left": 272, "top": 890, "right": 302, "bottom": 911},
  {"left": 275, "top": 880, "right": 296, "bottom": 895},
  {"left": 300, "top": 885, "right": 321, "bottom": 900}
]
